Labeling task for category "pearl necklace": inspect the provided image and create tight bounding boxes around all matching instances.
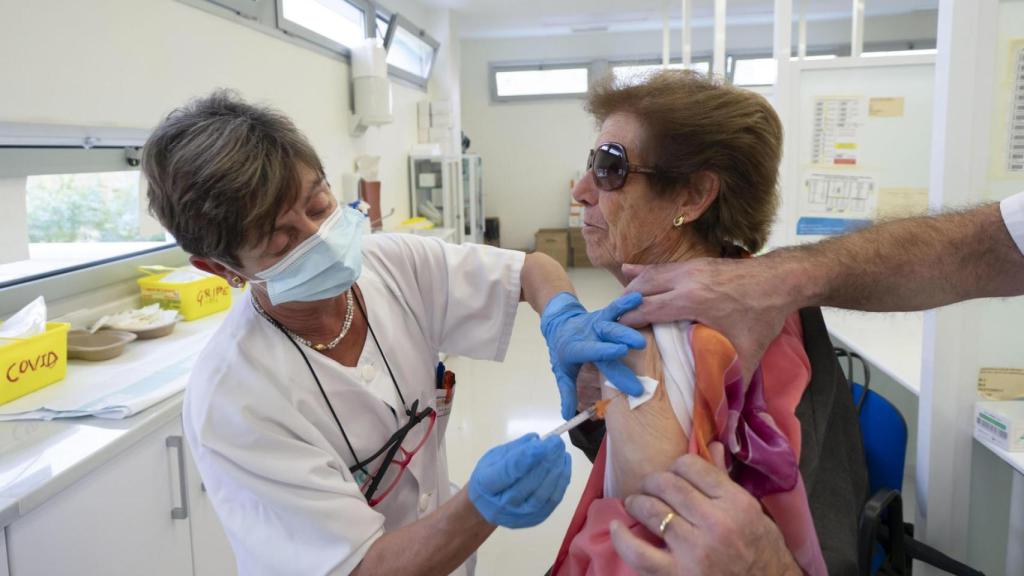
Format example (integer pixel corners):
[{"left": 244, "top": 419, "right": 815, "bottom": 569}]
[{"left": 251, "top": 290, "right": 355, "bottom": 351}]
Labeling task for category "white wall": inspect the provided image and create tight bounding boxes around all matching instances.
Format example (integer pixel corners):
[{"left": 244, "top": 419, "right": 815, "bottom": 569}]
[
  {"left": 460, "top": 11, "right": 938, "bottom": 251},
  {"left": 0, "top": 0, "right": 456, "bottom": 237},
  {"left": 0, "top": 178, "right": 29, "bottom": 265}
]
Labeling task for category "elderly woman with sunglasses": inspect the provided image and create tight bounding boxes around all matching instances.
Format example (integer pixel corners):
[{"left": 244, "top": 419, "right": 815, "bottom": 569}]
[
  {"left": 142, "top": 91, "right": 649, "bottom": 576},
  {"left": 546, "top": 71, "right": 868, "bottom": 576}
]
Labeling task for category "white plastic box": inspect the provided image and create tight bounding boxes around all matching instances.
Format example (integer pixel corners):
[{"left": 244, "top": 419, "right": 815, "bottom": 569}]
[{"left": 975, "top": 401, "right": 1024, "bottom": 452}]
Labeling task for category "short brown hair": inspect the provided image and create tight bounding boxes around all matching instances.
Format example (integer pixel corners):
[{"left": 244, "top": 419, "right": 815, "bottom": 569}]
[
  {"left": 142, "top": 90, "right": 324, "bottom": 267},
  {"left": 586, "top": 70, "right": 782, "bottom": 253}
]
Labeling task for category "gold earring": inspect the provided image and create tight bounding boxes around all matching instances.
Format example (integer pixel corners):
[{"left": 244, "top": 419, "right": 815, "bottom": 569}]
[
  {"left": 673, "top": 214, "right": 686, "bottom": 228},
  {"left": 231, "top": 276, "right": 242, "bottom": 287}
]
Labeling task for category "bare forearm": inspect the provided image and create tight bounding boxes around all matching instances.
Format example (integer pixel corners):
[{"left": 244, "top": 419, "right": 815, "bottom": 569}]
[
  {"left": 352, "top": 489, "right": 495, "bottom": 575},
  {"left": 771, "top": 203, "right": 1024, "bottom": 312},
  {"left": 521, "top": 252, "right": 575, "bottom": 313}
]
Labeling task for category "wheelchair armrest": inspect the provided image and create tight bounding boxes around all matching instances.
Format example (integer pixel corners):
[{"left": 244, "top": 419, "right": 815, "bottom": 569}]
[{"left": 859, "top": 488, "right": 908, "bottom": 576}]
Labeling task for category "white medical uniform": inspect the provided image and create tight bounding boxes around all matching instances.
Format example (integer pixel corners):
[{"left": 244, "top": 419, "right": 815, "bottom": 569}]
[
  {"left": 1000, "top": 191, "right": 1024, "bottom": 256},
  {"left": 183, "top": 234, "right": 524, "bottom": 576}
]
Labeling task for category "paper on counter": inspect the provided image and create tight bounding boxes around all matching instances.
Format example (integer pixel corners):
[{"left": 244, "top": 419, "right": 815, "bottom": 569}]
[
  {"left": 0, "top": 362, "right": 190, "bottom": 421},
  {"left": 159, "top": 267, "right": 213, "bottom": 284},
  {"left": 90, "top": 304, "right": 179, "bottom": 332},
  {"left": 0, "top": 296, "right": 47, "bottom": 346}
]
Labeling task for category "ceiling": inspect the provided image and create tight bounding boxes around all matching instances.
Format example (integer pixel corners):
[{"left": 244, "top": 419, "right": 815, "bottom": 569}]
[{"left": 424, "top": 0, "right": 939, "bottom": 39}]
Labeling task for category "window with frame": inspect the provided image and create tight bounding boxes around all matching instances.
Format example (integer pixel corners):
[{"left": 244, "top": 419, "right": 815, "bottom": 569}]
[
  {"left": 731, "top": 57, "right": 778, "bottom": 86},
  {"left": 612, "top": 62, "right": 711, "bottom": 86},
  {"left": 861, "top": 48, "right": 937, "bottom": 58},
  {"left": 0, "top": 148, "right": 175, "bottom": 288},
  {"left": 277, "top": 0, "right": 367, "bottom": 53},
  {"left": 376, "top": 13, "right": 438, "bottom": 87},
  {"left": 492, "top": 66, "right": 590, "bottom": 99}
]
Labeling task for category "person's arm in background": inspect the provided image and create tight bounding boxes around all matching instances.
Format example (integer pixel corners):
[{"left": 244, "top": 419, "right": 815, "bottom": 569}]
[{"left": 620, "top": 200, "right": 1024, "bottom": 380}]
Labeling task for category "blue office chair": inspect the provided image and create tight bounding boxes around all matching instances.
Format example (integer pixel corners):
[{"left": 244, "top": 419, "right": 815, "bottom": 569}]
[{"left": 835, "top": 348, "right": 985, "bottom": 576}]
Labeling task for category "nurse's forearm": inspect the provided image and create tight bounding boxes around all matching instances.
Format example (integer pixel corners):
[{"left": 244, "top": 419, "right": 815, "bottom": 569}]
[
  {"left": 351, "top": 489, "right": 495, "bottom": 576},
  {"left": 521, "top": 252, "right": 575, "bottom": 313}
]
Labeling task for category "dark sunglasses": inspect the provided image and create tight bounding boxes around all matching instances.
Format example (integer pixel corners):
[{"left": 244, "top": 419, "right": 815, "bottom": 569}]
[{"left": 586, "top": 142, "right": 658, "bottom": 191}]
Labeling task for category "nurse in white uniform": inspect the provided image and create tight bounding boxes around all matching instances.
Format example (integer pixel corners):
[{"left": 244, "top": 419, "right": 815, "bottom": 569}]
[{"left": 140, "top": 91, "right": 647, "bottom": 576}]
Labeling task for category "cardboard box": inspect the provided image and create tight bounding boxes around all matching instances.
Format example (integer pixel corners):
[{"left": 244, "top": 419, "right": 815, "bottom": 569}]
[
  {"left": 571, "top": 247, "right": 593, "bottom": 268},
  {"left": 568, "top": 228, "right": 590, "bottom": 267},
  {"left": 535, "top": 228, "right": 569, "bottom": 268},
  {"left": 571, "top": 253, "right": 593, "bottom": 268},
  {"left": 975, "top": 401, "right": 1024, "bottom": 452}
]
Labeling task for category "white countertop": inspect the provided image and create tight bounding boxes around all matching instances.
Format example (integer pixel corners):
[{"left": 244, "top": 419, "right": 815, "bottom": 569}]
[
  {"left": 0, "top": 307, "right": 229, "bottom": 529},
  {"left": 823, "top": 308, "right": 924, "bottom": 396},
  {"left": 974, "top": 432, "right": 1024, "bottom": 477}
]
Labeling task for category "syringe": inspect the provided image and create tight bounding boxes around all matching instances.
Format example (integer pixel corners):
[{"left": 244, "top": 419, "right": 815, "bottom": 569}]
[{"left": 541, "top": 404, "right": 599, "bottom": 441}]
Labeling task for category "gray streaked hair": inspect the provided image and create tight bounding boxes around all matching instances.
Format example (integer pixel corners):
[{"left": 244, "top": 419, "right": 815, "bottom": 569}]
[{"left": 142, "top": 89, "right": 325, "bottom": 267}]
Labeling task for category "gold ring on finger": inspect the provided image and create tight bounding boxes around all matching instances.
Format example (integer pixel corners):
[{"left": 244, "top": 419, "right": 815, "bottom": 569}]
[{"left": 658, "top": 511, "right": 676, "bottom": 537}]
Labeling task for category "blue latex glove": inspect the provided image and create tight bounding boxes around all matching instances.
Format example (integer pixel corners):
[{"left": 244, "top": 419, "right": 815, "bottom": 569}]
[
  {"left": 541, "top": 291, "right": 647, "bottom": 419},
  {"left": 467, "top": 433, "right": 571, "bottom": 529}
]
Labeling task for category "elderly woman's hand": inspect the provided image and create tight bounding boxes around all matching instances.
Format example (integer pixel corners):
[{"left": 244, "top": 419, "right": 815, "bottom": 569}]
[
  {"left": 541, "top": 291, "right": 647, "bottom": 419},
  {"left": 609, "top": 444, "right": 801, "bottom": 576},
  {"left": 618, "top": 259, "right": 796, "bottom": 383}
]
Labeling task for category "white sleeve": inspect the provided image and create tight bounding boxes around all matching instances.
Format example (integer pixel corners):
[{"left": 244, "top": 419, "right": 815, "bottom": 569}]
[
  {"left": 1000, "top": 191, "right": 1024, "bottom": 257},
  {"left": 364, "top": 234, "right": 525, "bottom": 361},
  {"left": 185, "top": 360, "right": 385, "bottom": 576}
]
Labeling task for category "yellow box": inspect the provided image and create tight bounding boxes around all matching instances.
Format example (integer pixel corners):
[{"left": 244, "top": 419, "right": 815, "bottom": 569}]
[
  {"left": 138, "top": 272, "right": 232, "bottom": 321},
  {"left": 0, "top": 322, "right": 70, "bottom": 405}
]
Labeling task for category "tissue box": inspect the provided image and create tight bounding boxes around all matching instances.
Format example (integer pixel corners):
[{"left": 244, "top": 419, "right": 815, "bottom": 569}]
[
  {"left": 975, "top": 401, "right": 1024, "bottom": 452},
  {"left": 138, "top": 272, "right": 232, "bottom": 321},
  {"left": 0, "top": 322, "right": 70, "bottom": 405}
]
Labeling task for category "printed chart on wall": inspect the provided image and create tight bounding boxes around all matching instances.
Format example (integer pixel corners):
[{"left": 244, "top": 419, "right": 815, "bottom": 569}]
[
  {"left": 797, "top": 172, "right": 877, "bottom": 236},
  {"left": 1007, "top": 39, "right": 1024, "bottom": 174},
  {"left": 811, "top": 96, "right": 863, "bottom": 166}
]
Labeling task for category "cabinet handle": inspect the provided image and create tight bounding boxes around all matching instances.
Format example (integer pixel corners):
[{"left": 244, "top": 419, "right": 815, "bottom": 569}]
[{"left": 166, "top": 435, "right": 190, "bottom": 520}]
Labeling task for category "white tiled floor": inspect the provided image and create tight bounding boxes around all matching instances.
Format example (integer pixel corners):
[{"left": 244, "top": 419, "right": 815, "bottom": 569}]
[{"left": 443, "top": 268, "right": 623, "bottom": 576}]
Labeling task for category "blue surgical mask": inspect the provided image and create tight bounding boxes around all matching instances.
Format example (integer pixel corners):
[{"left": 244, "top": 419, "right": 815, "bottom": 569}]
[{"left": 253, "top": 206, "right": 366, "bottom": 306}]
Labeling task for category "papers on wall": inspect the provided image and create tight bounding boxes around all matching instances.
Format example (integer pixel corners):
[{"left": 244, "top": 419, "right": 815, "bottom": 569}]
[
  {"left": 876, "top": 187, "right": 929, "bottom": 219},
  {"left": 869, "top": 97, "right": 905, "bottom": 118},
  {"left": 978, "top": 367, "right": 1024, "bottom": 401},
  {"left": 797, "top": 172, "right": 876, "bottom": 236},
  {"left": 802, "top": 172, "right": 876, "bottom": 217},
  {"left": 811, "top": 96, "right": 863, "bottom": 166},
  {"left": 1007, "top": 42, "right": 1024, "bottom": 174}
]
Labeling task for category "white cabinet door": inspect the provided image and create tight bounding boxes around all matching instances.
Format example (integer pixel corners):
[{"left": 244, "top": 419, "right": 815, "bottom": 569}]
[
  {"left": 6, "top": 419, "right": 193, "bottom": 576},
  {"left": 184, "top": 441, "right": 237, "bottom": 576},
  {"left": 1, "top": 527, "right": 9, "bottom": 576}
]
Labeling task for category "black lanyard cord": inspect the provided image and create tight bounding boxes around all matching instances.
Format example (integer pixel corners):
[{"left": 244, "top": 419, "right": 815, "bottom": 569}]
[
  {"left": 353, "top": 290, "right": 408, "bottom": 410},
  {"left": 280, "top": 331, "right": 364, "bottom": 472},
  {"left": 251, "top": 287, "right": 409, "bottom": 477}
]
